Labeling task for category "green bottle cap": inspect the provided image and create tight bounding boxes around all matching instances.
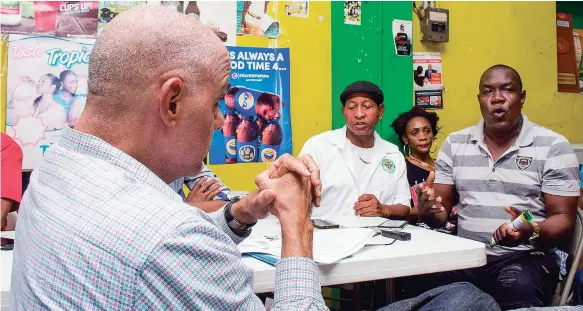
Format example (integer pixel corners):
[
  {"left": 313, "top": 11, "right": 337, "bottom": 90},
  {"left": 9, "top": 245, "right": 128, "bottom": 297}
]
[{"left": 523, "top": 209, "right": 533, "bottom": 222}]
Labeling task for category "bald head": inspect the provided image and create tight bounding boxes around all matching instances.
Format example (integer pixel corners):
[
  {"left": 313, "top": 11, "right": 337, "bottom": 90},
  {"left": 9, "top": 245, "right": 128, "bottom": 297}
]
[
  {"left": 78, "top": 4, "right": 231, "bottom": 183},
  {"left": 87, "top": 4, "right": 228, "bottom": 114},
  {"left": 479, "top": 64, "right": 522, "bottom": 91}
]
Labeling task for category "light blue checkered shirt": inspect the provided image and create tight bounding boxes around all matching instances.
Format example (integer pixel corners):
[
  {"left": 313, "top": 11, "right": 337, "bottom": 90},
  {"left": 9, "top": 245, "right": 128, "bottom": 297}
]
[{"left": 10, "top": 127, "right": 327, "bottom": 310}]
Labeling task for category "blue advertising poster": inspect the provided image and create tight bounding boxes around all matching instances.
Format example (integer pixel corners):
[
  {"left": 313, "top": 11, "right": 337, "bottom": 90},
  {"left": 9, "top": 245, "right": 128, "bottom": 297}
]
[{"left": 208, "top": 46, "right": 291, "bottom": 165}]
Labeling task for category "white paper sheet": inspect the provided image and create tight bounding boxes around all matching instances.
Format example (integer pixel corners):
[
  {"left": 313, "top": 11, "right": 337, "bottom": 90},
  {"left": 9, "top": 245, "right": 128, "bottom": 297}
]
[{"left": 239, "top": 228, "right": 376, "bottom": 264}]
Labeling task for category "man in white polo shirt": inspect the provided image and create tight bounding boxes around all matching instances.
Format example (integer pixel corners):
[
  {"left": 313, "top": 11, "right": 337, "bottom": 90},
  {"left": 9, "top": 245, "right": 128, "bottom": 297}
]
[
  {"left": 299, "top": 81, "right": 411, "bottom": 219},
  {"left": 415, "top": 65, "right": 580, "bottom": 309}
]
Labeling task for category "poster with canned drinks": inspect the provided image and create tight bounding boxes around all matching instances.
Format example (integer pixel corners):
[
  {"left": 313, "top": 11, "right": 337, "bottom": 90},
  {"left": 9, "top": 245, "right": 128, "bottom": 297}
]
[
  {"left": 5, "top": 34, "right": 94, "bottom": 170},
  {"left": 0, "top": 1, "right": 99, "bottom": 39},
  {"left": 208, "top": 46, "right": 291, "bottom": 165}
]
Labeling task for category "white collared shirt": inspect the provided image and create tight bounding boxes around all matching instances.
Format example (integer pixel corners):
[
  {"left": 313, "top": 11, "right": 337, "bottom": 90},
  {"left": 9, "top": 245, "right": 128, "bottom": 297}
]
[{"left": 299, "top": 126, "right": 411, "bottom": 218}]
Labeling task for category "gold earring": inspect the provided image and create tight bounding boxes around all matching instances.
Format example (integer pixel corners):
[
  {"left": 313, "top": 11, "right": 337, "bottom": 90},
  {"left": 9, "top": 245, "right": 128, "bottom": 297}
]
[
  {"left": 430, "top": 139, "right": 438, "bottom": 153},
  {"left": 403, "top": 144, "right": 411, "bottom": 156}
]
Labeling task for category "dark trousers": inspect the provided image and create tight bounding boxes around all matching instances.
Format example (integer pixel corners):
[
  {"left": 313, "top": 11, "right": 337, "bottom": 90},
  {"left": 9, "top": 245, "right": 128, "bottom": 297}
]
[
  {"left": 397, "top": 252, "right": 559, "bottom": 310},
  {"left": 574, "top": 268, "right": 583, "bottom": 305},
  {"left": 379, "top": 282, "right": 501, "bottom": 311}
]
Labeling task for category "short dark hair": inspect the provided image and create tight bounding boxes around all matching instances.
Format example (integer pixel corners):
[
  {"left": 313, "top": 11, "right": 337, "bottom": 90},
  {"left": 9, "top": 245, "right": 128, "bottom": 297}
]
[
  {"left": 480, "top": 64, "right": 523, "bottom": 90},
  {"left": 390, "top": 106, "right": 440, "bottom": 144},
  {"left": 59, "top": 70, "right": 76, "bottom": 82}
]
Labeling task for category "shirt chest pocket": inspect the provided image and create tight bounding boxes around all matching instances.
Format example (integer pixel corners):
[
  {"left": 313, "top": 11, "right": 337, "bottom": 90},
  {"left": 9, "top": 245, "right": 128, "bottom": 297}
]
[
  {"left": 319, "top": 155, "right": 357, "bottom": 197},
  {"left": 510, "top": 153, "right": 542, "bottom": 198},
  {"left": 369, "top": 164, "right": 399, "bottom": 200}
]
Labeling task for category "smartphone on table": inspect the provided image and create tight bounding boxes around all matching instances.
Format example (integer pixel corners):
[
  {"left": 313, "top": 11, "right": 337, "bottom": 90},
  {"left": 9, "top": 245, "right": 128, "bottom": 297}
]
[
  {"left": 377, "top": 219, "right": 408, "bottom": 229},
  {"left": 311, "top": 219, "right": 339, "bottom": 229},
  {"left": 1, "top": 237, "right": 14, "bottom": 251}
]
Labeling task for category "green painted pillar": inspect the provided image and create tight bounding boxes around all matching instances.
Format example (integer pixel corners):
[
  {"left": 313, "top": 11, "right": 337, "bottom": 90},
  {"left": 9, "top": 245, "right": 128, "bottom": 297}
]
[{"left": 331, "top": 1, "right": 413, "bottom": 146}]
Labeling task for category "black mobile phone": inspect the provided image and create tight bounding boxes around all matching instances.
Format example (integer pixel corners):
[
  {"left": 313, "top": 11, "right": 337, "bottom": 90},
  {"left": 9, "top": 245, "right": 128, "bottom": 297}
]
[
  {"left": 379, "top": 229, "right": 411, "bottom": 241},
  {"left": 377, "top": 219, "right": 408, "bottom": 229},
  {"left": 311, "top": 219, "right": 339, "bottom": 229},
  {"left": 1, "top": 237, "right": 14, "bottom": 251}
]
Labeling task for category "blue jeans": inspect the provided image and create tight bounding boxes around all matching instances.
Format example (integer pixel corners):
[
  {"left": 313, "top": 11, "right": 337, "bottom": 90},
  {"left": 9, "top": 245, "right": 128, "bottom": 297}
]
[
  {"left": 397, "top": 252, "right": 559, "bottom": 310},
  {"left": 378, "top": 282, "right": 501, "bottom": 311},
  {"left": 575, "top": 268, "right": 583, "bottom": 305}
]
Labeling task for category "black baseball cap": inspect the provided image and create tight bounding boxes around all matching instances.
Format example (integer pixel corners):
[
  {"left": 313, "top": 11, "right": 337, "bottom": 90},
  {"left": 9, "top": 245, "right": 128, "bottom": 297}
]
[{"left": 340, "top": 81, "right": 384, "bottom": 105}]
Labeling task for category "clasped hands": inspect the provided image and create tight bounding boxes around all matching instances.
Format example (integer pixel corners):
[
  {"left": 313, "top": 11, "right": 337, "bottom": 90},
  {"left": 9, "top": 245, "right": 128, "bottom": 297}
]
[{"left": 230, "top": 154, "right": 322, "bottom": 225}]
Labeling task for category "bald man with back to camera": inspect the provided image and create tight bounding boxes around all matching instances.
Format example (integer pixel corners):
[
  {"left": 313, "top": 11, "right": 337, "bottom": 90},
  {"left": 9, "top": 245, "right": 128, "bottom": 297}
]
[{"left": 9, "top": 5, "right": 327, "bottom": 310}]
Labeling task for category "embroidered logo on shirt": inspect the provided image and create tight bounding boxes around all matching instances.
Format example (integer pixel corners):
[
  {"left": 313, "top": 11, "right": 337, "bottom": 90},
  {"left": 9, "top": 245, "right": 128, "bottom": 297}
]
[
  {"left": 516, "top": 155, "right": 533, "bottom": 171},
  {"left": 381, "top": 157, "right": 395, "bottom": 173}
]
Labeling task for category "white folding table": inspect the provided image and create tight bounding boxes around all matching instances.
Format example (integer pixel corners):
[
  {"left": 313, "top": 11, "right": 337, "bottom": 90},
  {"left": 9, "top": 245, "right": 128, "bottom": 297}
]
[{"left": 243, "top": 219, "right": 487, "bottom": 294}]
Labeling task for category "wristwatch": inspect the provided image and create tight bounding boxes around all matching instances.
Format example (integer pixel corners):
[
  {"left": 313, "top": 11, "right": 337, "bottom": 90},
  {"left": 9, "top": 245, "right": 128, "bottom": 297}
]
[
  {"left": 224, "top": 197, "right": 256, "bottom": 236},
  {"left": 528, "top": 221, "right": 540, "bottom": 245}
]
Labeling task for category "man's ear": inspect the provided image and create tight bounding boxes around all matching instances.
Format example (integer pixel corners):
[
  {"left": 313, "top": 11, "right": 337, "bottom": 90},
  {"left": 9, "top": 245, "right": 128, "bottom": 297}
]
[
  {"left": 159, "top": 77, "right": 185, "bottom": 126},
  {"left": 378, "top": 103, "right": 385, "bottom": 120},
  {"left": 520, "top": 90, "right": 526, "bottom": 108}
]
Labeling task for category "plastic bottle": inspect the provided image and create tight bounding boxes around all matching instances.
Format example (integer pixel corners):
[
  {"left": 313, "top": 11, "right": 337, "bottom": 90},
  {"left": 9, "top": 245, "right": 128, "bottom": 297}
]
[
  {"left": 224, "top": 87, "right": 238, "bottom": 113},
  {"left": 233, "top": 87, "right": 282, "bottom": 120},
  {"left": 259, "top": 122, "right": 283, "bottom": 162},
  {"left": 20, "top": 1, "right": 34, "bottom": 19},
  {"left": 184, "top": 1, "right": 200, "bottom": 19},
  {"left": 235, "top": 116, "right": 259, "bottom": 163},
  {"left": 222, "top": 113, "right": 240, "bottom": 164},
  {"left": 1, "top": 1, "right": 22, "bottom": 26}
]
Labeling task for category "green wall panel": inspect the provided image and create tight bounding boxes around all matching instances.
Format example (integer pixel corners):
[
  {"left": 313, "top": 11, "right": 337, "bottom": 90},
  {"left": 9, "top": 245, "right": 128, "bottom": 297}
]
[
  {"left": 331, "top": 1, "right": 413, "bottom": 145},
  {"left": 557, "top": 1, "right": 583, "bottom": 29}
]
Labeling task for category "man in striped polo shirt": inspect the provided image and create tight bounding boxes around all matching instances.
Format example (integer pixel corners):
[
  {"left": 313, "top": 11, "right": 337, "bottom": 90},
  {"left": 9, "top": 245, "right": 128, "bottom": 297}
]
[{"left": 417, "top": 65, "right": 580, "bottom": 309}]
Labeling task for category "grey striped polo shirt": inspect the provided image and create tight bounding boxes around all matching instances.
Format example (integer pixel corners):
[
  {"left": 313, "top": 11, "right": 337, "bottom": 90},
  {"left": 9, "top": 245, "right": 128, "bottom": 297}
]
[{"left": 435, "top": 115, "right": 580, "bottom": 256}]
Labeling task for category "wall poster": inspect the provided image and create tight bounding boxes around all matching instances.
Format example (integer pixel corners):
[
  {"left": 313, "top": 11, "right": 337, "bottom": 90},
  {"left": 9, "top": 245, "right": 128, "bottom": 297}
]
[
  {"left": 413, "top": 52, "right": 443, "bottom": 110},
  {"left": 208, "top": 46, "right": 292, "bottom": 165},
  {"left": 236, "top": 1, "right": 280, "bottom": 38},
  {"left": 6, "top": 34, "right": 94, "bottom": 169}
]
